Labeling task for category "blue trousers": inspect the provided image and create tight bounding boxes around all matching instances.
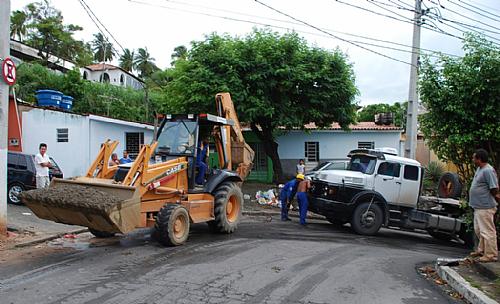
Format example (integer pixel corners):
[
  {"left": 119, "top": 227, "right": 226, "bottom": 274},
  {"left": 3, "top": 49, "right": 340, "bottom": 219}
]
[
  {"left": 280, "top": 191, "right": 291, "bottom": 220},
  {"left": 195, "top": 162, "right": 207, "bottom": 185},
  {"left": 297, "top": 192, "right": 308, "bottom": 225}
]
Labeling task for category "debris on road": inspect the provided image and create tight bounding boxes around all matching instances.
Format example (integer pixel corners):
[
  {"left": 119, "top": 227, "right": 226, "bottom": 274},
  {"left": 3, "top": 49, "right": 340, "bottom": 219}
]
[{"left": 255, "top": 188, "right": 280, "bottom": 207}]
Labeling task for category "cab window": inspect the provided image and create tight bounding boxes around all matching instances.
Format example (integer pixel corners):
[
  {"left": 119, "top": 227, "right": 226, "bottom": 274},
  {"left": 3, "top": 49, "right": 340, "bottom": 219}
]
[
  {"left": 377, "top": 162, "right": 401, "bottom": 177},
  {"left": 404, "top": 165, "right": 419, "bottom": 181}
]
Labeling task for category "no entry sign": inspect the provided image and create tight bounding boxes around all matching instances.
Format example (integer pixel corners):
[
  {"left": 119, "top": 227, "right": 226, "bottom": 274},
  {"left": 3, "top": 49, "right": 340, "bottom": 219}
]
[{"left": 2, "top": 58, "right": 16, "bottom": 86}]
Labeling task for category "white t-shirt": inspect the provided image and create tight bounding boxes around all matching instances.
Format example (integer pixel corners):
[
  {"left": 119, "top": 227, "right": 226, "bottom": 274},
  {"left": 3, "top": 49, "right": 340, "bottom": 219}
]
[{"left": 35, "top": 153, "right": 50, "bottom": 177}]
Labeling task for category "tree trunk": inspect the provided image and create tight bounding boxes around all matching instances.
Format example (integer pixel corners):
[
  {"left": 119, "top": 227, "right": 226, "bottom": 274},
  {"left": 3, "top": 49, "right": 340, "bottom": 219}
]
[{"left": 250, "top": 122, "right": 284, "bottom": 183}]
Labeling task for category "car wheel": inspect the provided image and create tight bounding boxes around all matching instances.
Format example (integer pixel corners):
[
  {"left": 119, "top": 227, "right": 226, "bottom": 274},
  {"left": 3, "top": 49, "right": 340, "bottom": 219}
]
[{"left": 8, "top": 183, "right": 25, "bottom": 205}]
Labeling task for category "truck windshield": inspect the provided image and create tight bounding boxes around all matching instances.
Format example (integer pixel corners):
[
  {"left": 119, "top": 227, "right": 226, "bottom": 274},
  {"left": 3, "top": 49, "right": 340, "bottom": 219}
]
[
  {"left": 348, "top": 155, "right": 377, "bottom": 174},
  {"left": 157, "top": 120, "right": 197, "bottom": 155}
]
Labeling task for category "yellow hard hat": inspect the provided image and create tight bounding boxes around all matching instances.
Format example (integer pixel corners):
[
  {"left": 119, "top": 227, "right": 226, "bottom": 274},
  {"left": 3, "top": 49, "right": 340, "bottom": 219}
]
[{"left": 296, "top": 174, "right": 305, "bottom": 180}]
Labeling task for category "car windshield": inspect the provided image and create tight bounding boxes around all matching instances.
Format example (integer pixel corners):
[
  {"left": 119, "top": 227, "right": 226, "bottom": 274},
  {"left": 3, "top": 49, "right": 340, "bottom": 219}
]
[
  {"left": 347, "top": 155, "right": 377, "bottom": 174},
  {"left": 157, "top": 120, "right": 197, "bottom": 155},
  {"left": 324, "top": 162, "right": 346, "bottom": 170},
  {"left": 311, "top": 162, "right": 329, "bottom": 172}
]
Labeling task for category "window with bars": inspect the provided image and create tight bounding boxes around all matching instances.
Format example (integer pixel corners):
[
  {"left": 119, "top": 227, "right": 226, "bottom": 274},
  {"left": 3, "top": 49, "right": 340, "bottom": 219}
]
[
  {"left": 57, "top": 128, "right": 69, "bottom": 143},
  {"left": 249, "top": 142, "right": 267, "bottom": 172},
  {"left": 304, "top": 142, "right": 319, "bottom": 162},
  {"left": 358, "top": 141, "right": 374, "bottom": 149},
  {"left": 125, "top": 132, "right": 144, "bottom": 156}
]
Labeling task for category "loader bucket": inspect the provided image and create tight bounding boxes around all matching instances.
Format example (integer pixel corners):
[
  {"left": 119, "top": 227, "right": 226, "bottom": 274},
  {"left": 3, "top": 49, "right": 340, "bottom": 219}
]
[{"left": 21, "top": 178, "right": 141, "bottom": 234}]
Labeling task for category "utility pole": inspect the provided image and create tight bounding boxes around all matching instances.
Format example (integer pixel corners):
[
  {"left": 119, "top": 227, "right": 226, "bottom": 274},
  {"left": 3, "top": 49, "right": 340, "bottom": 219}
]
[
  {"left": 0, "top": 0, "right": 11, "bottom": 236},
  {"left": 404, "top": 0, "right": 422, "bottom": 159}
]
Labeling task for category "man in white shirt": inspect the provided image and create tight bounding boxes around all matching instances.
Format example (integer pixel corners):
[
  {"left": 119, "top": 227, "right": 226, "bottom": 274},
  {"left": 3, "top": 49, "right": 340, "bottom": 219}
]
[{"left": 35, "top": 143, "right": 52, "bottom": 189}]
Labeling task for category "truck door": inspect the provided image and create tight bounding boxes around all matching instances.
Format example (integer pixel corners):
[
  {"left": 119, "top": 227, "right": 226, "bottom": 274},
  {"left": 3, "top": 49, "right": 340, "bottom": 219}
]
[
  {"left": 373, "top": 161, "right": 402, "bottom": 204},
  {"left": 398, "top": 165, "right": 421, "bottom": 208}
]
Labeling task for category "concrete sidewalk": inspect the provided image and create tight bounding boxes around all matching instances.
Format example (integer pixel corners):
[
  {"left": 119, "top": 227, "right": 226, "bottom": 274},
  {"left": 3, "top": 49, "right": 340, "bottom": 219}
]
[{"left": 5, "top": 204, "right": 87, "bottom": 248}]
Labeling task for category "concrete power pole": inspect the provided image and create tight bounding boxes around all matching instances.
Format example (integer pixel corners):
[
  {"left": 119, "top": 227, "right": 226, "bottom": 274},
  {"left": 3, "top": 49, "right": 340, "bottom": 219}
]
[
  {"left": 404, "top": 0, "right": 422, "bottom": 159},
  {"left": 0, "top": 0, "right": 11, "bottom": 236}
]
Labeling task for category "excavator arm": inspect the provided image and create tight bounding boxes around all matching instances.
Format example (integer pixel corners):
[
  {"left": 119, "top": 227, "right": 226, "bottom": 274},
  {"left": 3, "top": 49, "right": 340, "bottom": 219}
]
[{"left": 215, "top": 93, "right": 255, "bottom": 180}]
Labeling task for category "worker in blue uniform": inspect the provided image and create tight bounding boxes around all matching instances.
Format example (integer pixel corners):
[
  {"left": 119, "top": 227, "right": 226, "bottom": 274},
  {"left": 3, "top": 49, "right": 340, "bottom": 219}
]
[
  {"left": 280, "top": 174, "right": 304, "bottom": 221},
  {"left": 296, "top": 176, "right": 312, "bottom": 225},
  {"left": 195, "top": 139, "right": 209, "bottom": 185}
]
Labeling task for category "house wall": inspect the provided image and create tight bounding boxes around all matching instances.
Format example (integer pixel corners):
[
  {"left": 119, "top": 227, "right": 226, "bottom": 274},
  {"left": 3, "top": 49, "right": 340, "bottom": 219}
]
[
  {"left": 81, "top": 68, "right": 143, "bottom": 90},
  {"left": 21, "top": 108, "right": 90, "bottom": 178},
  {"left": 276, "top": 130, "right": 402, "bottom": 177},
  {"left": 88, "top": 119, "right": 154, "bottom": 162}
]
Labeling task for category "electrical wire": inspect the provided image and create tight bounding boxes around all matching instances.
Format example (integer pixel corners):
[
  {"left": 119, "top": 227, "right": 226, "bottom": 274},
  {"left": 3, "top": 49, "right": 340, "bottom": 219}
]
[
  {"left": 253, "top": 0, "right": 415, "bottom": 66},
  {"left": 448, "top": 0, "right": 500, "bottom": 23},
  {"left": 427, "top": 0, "right": 500, "bottom": 31},
  {"left": 460, "top": 0, "right": 500, "bottom": 15}
]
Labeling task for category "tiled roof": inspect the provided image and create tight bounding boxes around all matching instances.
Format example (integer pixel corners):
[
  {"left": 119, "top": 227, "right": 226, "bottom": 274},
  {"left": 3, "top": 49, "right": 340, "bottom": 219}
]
[
  {"left": 85, "top": 63, "right": 120, "bottom": 71},
  {"left": 304, "top": 121, "right": 402, "bottom": 130}
]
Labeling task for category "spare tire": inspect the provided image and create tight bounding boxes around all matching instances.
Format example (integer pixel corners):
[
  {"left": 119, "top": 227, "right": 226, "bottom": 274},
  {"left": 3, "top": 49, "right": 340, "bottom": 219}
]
[{"left": 438, "top": 172, "right": 462, "bottom": 199}]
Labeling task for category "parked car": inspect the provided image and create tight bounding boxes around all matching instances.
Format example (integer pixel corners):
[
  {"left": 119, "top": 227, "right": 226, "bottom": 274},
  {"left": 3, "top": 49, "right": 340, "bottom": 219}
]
[
  {"left": 306, "top": 161, "right": 349, "bottom": 178},
  {"left": 6, "top": 151, "right": 63, "bottom": 205}
]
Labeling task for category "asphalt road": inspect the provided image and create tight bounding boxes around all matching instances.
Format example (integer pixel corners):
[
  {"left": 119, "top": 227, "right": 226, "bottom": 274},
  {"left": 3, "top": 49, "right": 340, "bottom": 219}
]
[{"left": 0, "top": 215, "right": 468, "bottom": 304}]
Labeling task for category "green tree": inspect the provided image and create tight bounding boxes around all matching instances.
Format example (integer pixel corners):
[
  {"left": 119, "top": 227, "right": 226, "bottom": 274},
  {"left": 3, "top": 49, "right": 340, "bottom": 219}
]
[
  {"left": 134, "top": 47, "right": 158, "bottom": 78},
  {"left": 119, "top": 48, "right": 135, "bottom": 72},
  {"left": 23, "top": 1, "right": 91, "bottom": 65},
  {"left": 170, "top": 45, "right": 188, "bottom": 65},
  {"left": 91, "top": 32, "right": 115, "bottom": 62},
  {"left": 357, "top": 102, "right": 406, "bottom": 128},
  {"left": 10, "top": 10, "right": 28, "bottom": 41},
  {"left": 419, "top": 34, "right": 500, "bottom": 183},
  {"left": 164, "top": 29, "right": 358, "bottom": 181}
]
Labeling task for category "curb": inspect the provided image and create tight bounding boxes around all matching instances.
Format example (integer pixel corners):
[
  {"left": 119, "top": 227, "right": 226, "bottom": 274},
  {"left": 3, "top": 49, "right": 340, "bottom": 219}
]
[
  {"left": 243, "top": 210, "right": 325, "bottom": 220},
  {"left": 14, "top": 228, "right": 89, "bottom": 248},
  {"left": 436, "top": 263, "right": 498, "bottom": 304}
]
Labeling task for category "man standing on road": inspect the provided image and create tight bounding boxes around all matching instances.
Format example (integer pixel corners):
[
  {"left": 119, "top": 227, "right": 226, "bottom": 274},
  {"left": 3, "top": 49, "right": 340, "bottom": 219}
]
[
  {"left": 280, "top": 174, "right": 304, "bottom": 221},
  {"left": 35, "top": 143, "right": 52, "bottom": 189},
  {"left": 469, "top": 149, "right": 500, "bottom": 263},
  {"left": 297, "top": 176, "right": 312, "bottom": 225}
]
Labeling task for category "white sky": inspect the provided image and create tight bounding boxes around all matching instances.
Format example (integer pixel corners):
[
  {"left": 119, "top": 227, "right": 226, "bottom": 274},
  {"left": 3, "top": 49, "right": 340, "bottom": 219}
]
[{"left": 11, "top": 0, "right": 500, "bottom": 106}]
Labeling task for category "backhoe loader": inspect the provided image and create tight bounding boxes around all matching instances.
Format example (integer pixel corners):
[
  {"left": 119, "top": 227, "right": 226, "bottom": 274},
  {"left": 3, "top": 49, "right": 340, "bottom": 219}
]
[{"left": 21, "top": 93, "right": 255, "bottom": 246}]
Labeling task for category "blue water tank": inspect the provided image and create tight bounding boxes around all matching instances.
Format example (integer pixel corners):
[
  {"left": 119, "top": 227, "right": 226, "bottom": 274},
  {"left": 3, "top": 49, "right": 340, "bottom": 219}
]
[
  {"left": 61, "top": 95, "right": 74, "bottom": 110},
  {"left": 35, "top": 90, "right": 63, "bottom": 107}
]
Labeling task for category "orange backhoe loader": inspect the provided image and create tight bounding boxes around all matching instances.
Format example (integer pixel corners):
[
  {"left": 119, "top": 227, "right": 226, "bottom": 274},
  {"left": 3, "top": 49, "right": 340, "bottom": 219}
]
[{"left": 21, "top": 93, "right": 255, "bottom": 246}]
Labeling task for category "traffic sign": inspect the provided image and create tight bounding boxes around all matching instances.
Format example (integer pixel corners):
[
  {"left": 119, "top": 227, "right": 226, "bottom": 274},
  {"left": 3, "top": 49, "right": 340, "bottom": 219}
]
[{"left": 2, "top": 58, "right": 16, "bottom": 86}]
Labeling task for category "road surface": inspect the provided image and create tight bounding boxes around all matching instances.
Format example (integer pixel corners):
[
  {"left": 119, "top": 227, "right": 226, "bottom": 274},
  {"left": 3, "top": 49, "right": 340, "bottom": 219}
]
[{"left": 0, "top": 215, "right": 467, "bottom": 304}]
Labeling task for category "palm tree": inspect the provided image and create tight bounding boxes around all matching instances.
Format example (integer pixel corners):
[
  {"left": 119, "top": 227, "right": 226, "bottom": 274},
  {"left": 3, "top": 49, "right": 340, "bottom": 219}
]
[
  {"left": 134, "top": 47, "right": 158, "bottom": 78},
  {"left": 10, "top": 10, "right": 28, "bottom": 41},
  {"left": 170, "top": 45, "right": 187, "bottom": 65},
  {"left": 119, "top": 48, "right": 135, "bottom": 72},
  {"left": 91, "top": 33, "right": 115, "bottom": 62}
]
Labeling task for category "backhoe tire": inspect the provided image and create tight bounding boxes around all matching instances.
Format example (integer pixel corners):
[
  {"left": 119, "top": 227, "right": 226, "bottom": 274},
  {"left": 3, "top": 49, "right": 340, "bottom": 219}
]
[
  {"left": 351, "top": 202, "right": 383, "bottom": 236},
  {"left": 438, "top": 172, "right": 462, "bottom": 199},
  {"left": 89, "top": 228, "right": 115, "bottom": 238},
  {"left": 208, "top": 182, "right": 243, "bottom": 234},
  {"left": 154, "top": 204, "right": 190, "bottom": 246}
]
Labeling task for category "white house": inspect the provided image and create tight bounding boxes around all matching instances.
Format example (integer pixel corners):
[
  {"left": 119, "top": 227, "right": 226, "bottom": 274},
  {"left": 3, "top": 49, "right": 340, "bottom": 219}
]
[
  {"left": 276, "top": 122, "right": 404, "bottom": 175},
  {"left": 19, "top": 104, "right": 154, "bottom": 177},
  {"left": 81, "top": 63, "right": 144, "bottom": 90}
]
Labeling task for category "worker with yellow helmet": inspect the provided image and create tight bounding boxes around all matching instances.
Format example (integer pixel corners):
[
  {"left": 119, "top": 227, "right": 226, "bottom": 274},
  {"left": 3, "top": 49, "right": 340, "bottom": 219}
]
[{"left": 280, "top": 174, "right": 304, "bottom": 221}]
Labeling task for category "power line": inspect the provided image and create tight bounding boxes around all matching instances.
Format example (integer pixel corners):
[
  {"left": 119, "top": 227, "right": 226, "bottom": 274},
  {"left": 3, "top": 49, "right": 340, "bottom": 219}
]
[
  {"left": 427, "top": 0, "right": 500, "bottom": 31},
  {"left": 253, "top": 0, "right": 415, "bottom": 66},
  {"left": 448, "top": 0, "right": 500, "bottom": 23},
  {"left": 79, "top": 0, "right": 127, "bottom": 53},
  {"left": 460, "top": 0, "right": 500, "bottom": 15}
]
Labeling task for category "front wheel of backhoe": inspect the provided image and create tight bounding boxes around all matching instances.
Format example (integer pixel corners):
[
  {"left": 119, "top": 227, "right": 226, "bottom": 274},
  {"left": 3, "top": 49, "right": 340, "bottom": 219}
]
[
  {"left": 154, "top": 204, "right": 190, "bottom": 246},
  {"left": 208, "top": 182, "right": 243, "bottom": 233}
]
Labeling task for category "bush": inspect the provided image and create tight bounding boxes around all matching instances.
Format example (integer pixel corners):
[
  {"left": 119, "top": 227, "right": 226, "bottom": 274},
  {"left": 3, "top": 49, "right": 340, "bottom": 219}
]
[
  {"left": 14, "top": 63, "right": 172, "bottom": 123},
  {"left": 423, "top": 161, "right": 445, "bottom": 195}
]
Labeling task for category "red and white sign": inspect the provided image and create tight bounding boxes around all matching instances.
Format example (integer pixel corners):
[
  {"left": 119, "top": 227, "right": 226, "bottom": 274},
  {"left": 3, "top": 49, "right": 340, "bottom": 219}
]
[{"left": 2, "top": 58, "right": 16, "bottom": 86}]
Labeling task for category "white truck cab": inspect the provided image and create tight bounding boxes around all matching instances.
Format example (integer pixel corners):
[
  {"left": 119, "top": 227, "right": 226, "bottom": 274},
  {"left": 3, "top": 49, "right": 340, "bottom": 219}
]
[{"left": 309, "top": 148, "right": 465, "bottom": 242}]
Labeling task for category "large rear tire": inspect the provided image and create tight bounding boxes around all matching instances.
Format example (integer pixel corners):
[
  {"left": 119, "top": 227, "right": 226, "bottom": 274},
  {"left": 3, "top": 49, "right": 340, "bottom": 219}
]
[
  {"left": 208, "top": 182, "right": 243, "bottom": 233},
  {"left": 89, "top": 228, "right": 115, "bottom": 238},
  {"left": 351, "top": 202, "right": 383, "bottom": 236},
  {"left": 154, "top": 204, "right": 190, "bottom": 246}
]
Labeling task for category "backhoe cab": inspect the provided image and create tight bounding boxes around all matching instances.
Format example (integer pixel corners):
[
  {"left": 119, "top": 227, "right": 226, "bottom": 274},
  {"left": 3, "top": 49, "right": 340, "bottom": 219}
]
[{"left": 21, "top": 93, "right": 255, "bottom": 246}]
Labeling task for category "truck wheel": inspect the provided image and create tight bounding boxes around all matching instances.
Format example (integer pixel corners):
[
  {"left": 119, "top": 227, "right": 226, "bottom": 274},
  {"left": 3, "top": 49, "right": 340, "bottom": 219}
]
[
  {"left": 208, "top": 182, "right": 243, "bottom": 233},
  {"left": 351, "top": 202, "right": 383, "bottom": 236},
  {"left": 438, "top": 172, "right": 462, "bottom": 199},
  {"left": 427, "top": 230, "right": 452, "bottom": 241},
  {"left": 89, "top": 228, "right": 115, "bottom": 238},
  {"left": 154, "top": 204, "right": 190, "bottom": 246}
]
